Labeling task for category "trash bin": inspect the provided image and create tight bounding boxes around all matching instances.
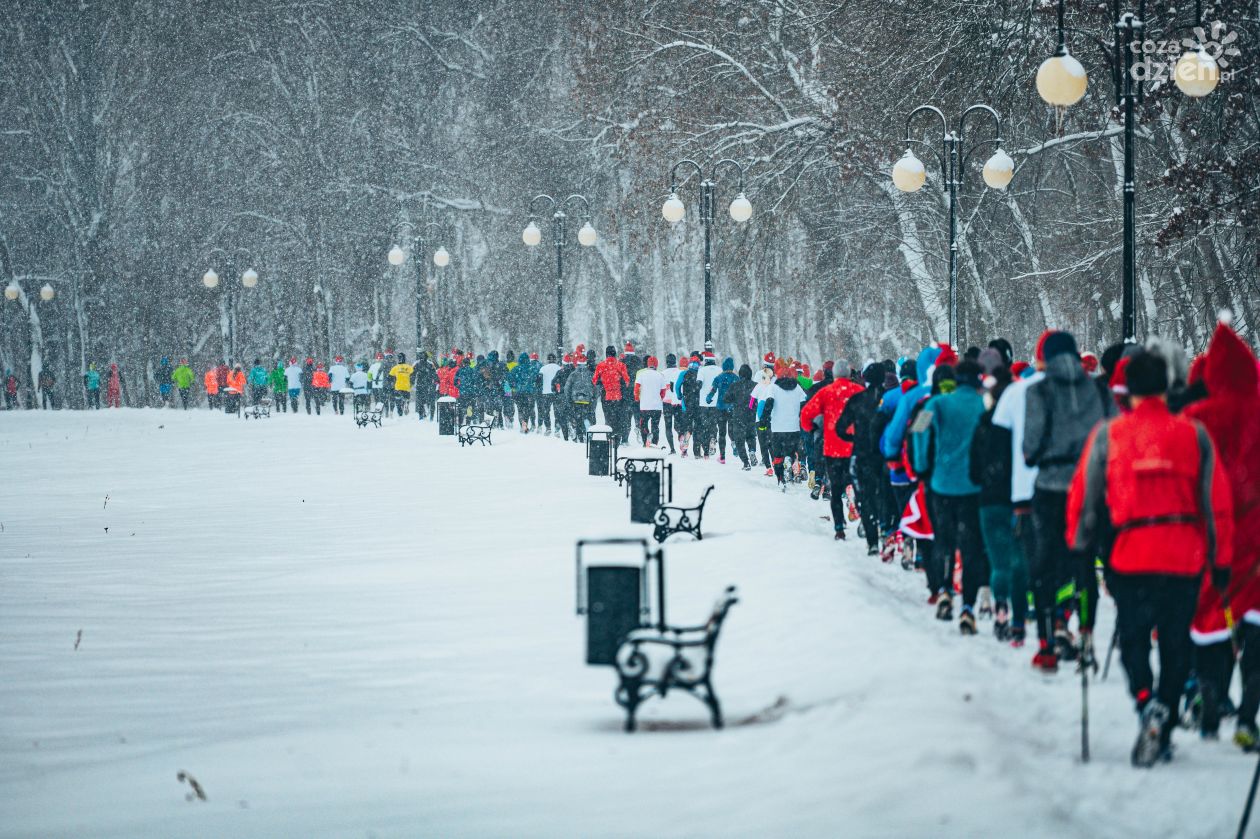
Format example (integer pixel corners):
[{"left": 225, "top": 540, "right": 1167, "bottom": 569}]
[
  {"left": 437, "top": 396, "right": 457, "bottom": 436},
  {"left": 629, "top": 470, "right": 661, "bottom": 523},
  {"left": 586, "top": 424, "right": 617, "bottom": 476},
  {"left": 583, "top": 565, "right": 642, "bottom": 665}
]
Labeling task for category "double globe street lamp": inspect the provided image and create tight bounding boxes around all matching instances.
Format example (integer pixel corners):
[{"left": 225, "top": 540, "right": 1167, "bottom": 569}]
[
  {"left": 1037, "top": 0, "right": 1228, "bottom": 343},
  {"left": 202, "top": 247, "right": 258, "bottom": 363},
  {"left": 892, "top": 105, "right": 1012, "bottom": 346},
  {"left": 388, "top": 221, "right": 452, "bottom": 354},
  {"left": 4, "top": 282, "right": 55, "bottom": 302},
  {"left": 522, "top": 193, "right": 597, "bottom": 361},
  {"left": 661, "top": 159, "right": 752, "bottom": 346}
]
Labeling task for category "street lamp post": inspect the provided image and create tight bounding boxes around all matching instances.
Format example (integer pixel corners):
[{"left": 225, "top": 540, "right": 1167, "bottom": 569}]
[
  {"left": 1038, "top": 0, "right": 1226, "bottom": 343},
  {"left": 5, "top": 281, "right": 57, "bottom": 408},
  {"left": 522, "top": 194, "right": 597, "bottom": 361},
  {"left": 202, "top": 247, "right": 258, "bottom": 363},
  {"left": 891, "top": 106, "right": 1012, "bottom": 347},
  {"left": 661, "top": 159, "right": 752, "bottom": 347},
  {"left": 389, "top": 221, "right": 451, "bottom": 356}
]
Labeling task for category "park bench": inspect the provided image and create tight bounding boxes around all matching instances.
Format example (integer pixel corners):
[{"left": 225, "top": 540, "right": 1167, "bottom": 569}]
[
  {"left": 354, "top": 401, "right": 383, "bottom": 428},
  {"left": 458, "top": 422, "right": 493, "bottom": 446},
  {"left": 613, "top": 586, "right": 739, "bottom": 732},
  {"left": 652, "top": 485, "right": 714, "bottom": 544}
]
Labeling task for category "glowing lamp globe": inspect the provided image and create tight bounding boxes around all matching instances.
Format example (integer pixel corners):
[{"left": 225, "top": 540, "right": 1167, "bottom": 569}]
[
  {"left": 577, "top": 222, "right": 597, "bottom": 247},
  {"left": 433, "top": 246, "right": 450, "bottom": 267},
  {"left": 1036, "top": 53, "right": 1087, "bottom": 106},
  {"left": 522, "top": 221, "right": 542, "bottom": 247},
  {"left": 388, "top": 245, "right": 406, "bottom": 266},
  {"left": 202, "top": 269, "right": 220, "bottom": 289},
  {"left": 1174, "top": 48, "right": 1219, "bottom": 97},
  {"left": 241, "top": 268, "right": 259, "bottom": 288},
  {"left": 661, "top": 193, "right": 685, "bottom": 223},
  {"left": 982, "top": 149, "right": 1015, "bottom": 190},
  {"left": 40, "top": 284, "right": 55, "bottom": 301},
  {"left": 892, "top": 150, "right": 926, "bottom": 193},
  {"left": 729, "top": 192, "right": 752, "bottom": 223},
  {"left": 4, "top": 284, "right": 18, "bottom": 301}
]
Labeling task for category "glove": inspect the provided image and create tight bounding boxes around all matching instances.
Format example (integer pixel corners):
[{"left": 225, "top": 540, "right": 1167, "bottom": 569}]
[{"left": 1212, "top": 566, "right": 1231, "bottom": 594}]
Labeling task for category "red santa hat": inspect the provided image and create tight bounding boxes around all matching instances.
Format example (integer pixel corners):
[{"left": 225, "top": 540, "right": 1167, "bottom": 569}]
[
  {"left": 563, "top": 353, "right": 574, "bottom": 364},
  {"left": 762, "top": 351, "right": 776, "bottom": 368},
  {"left": 646, "top": 355, "right": 658, "bottom": 369},
  {"left": 529, "top": 352, "right": 539, "bottom": 361},
  {"left": 624, "top": 341, "right": 635, "bottom": 354}
]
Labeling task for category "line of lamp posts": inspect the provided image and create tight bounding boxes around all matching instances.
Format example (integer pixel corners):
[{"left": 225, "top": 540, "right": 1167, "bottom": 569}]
[{"left": 193, "top": 1, "right": 1228, "bottom": 361}]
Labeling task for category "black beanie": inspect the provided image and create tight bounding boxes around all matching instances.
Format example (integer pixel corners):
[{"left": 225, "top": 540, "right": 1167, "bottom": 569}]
[
  {"left": 1042, "top": 331, "right": 1079, "bottom": 362},
  {"left": 862, "top": 363, "right": 883, "bottom": 386},
  {"left": 605, "top": 345, "right": 616, "bottom": 358},
  {"left": 899, "top": 359, "right": 917, "bottom": 380},
  {"left": 1126, "top": 351, "right": 1169, "bottom": 397},
  {"left": 988, "top": 338, "right": 1014, "bottom": 367},
  {"left": 665, "top": 353, "right": 677, "bottom": 368},
  {"left": 955, "top": 359, "right": 983, "bottom": 389}
]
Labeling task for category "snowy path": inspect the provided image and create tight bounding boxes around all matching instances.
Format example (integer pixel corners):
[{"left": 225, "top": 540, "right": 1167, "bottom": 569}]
[{"left": 0, "top": 410, "right": 1249, "bottom": 838}]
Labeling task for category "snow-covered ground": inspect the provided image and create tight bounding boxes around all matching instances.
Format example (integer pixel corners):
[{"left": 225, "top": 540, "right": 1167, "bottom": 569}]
[{"left": 0, "top": 409, "right": 1250, "bottom": 838}]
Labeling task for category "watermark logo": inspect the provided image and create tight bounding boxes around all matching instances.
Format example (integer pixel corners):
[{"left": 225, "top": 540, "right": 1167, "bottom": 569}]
[{"left": 1131, "top": 20, "right": 1242, "bottom": 85}]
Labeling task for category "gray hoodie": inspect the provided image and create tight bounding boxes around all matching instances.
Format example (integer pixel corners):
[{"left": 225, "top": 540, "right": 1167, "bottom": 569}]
[{"left": 1022, "top": 354, "right": 1116, "bottom": 492}]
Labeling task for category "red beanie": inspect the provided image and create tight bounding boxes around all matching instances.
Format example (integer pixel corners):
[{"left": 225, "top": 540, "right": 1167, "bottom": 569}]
[
  {"left": 763, "top": 351, "right": 776, "bottom": 367},
  {"left": 935, "top": 344, "right": 958, "bottom": 368},
  {"left": 1034, "top": 330, "right": 1059, "bottom": 363},
  {"left": 1010, "top": 361, "right": 1030, "bottom": 378},
  {"left": 647, "top": 355, "right": 658, "bottom": 369},
  {"left": 1081, "top": 352, "right": 1099, "bottom": 374}
]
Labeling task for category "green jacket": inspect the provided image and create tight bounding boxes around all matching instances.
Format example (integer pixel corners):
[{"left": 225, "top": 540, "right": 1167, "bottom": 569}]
[
  {"left": 171, "top": 364, "right": 195, "bottom": 389},
  {"left": 269, "top": 366, "right": 286, "bottom": 391}
]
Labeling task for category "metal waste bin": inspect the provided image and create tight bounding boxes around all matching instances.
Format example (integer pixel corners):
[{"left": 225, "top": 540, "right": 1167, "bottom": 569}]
[
  {"left": 586, "top": 424, "right": 617, "bottom": 476},
  {"left": 437, "top": 396, "right": 457, "bottom": 436},
  {"left": 583, "top": 566, "right": 642, "bottom": 665},
  {"left": 576, "top": 539, "right": 666, "bottom": 666},
  {"left": 629, "top": 471, "right": 662, "bottom": 523}
]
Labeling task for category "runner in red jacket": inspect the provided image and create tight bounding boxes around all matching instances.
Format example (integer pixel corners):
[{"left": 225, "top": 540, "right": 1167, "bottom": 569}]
[
  {"left": 593, "top": 346, "right": 631, "bottom": 440},
  {"left": 1183, "top": 322, "right": 1260, "bottom": 746},
  {"left": 800, "top": 374, "right": 864, "bottom": 538},
  {"left": 1067, "top": 350, "right": 1233, "bottom": 767}
]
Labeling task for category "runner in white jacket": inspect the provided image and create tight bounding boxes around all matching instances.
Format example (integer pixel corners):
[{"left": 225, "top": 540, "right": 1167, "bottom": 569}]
[
  {"left": 328, "top": 357, "right": 350, "bottom": 415},
  {"left": 634, "top": 357, "right": 667, "bottom": 447},
  {"left": 758, "top": 364, "right": 807, "bottom": 487}
]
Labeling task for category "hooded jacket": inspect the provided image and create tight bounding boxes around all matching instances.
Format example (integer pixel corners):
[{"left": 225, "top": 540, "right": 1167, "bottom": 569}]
[
  {"left": 593, "top": 356, "right": 630, "bottom": 402},
  {"left": 1068, "top": 397, "right": 1232, "bottom": 578},
  {"left": 1024, "top": 353, "right": 1115, "bottom": 492},
  {"left": 172, "top": 364, "right": 195, "bottom": 390},
  {"left": 456, "top": 361, "right": 483, "bottom": 397},
  {"left": 508, "top": 353, "right": 540, "bottom": 394},
  {"left": 839, "top": 383, "right": 890, "bottom": 474},
  {"left": 970, "top": 405, "right": 1014, "bottom": 507},
  {"left": 1185, "top": 324, "right": 1260, "bottom": 637},
  {"left": 799, "top": 376, "right": 864, "bottom": 458},
  {"left": 565, "top": 365, "right": 596, "bottom": 404},
  {"left": 328, "top": 362, "right": 350, "bottom": 391},
  {"left": 707, "top": 358, "right": 739, "bottom": 412},
  {"left": 723, "top": 365, "right": 756, "bottom": 426},
  {"left": 248, "top": 365, "right": 269, "bottom": 388},
  {"left": 914, "top": 384, "right": 986, "bottom": 497},
  {"left": 437, "top": 363, "right": 459, "bottom": 398},
  {"left": 204, "top": 368, "right": 220, "bottom": 395},
  {"left": 881, "top": 346, "right": 942, "bottom": 460},
  {"left": 760, "top": 376, "right": 808, "bottom": 433}
]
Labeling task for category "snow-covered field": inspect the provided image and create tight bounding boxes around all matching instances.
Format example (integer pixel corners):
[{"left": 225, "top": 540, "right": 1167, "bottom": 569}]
[{"left": 0, "top": 409, "right": 1251, "bottom": 838}]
